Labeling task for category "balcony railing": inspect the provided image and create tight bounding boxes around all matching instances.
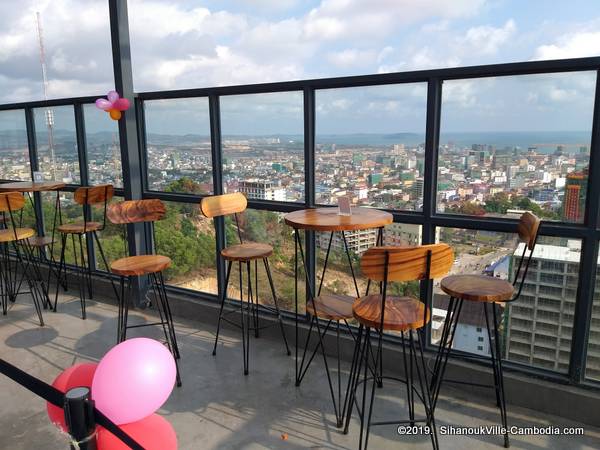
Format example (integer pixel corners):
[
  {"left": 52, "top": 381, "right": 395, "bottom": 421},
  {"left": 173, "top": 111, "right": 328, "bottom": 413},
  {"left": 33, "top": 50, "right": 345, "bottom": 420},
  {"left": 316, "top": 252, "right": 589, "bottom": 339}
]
[{"left": 0, "top": 53, "right": 600, "bottom": 390}]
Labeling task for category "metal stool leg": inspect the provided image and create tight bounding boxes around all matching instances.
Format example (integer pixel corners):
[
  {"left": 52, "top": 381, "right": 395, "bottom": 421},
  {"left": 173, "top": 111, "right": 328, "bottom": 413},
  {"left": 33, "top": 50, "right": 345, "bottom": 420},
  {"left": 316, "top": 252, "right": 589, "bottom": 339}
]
[
  {"left": 492, "top": 303, "right": 510, "bottom": 448},
  {"left": 53, "top": 233, "right": 67, "bottom": 312},
  {"left": 263, "top": 258, "right": 291, "bottom": 355},
  {"left": 238, "top": 261, "right": 250, "bottom": 375},
  {"left": 212, "top": 260, "right": 232, "bottom": 356}
]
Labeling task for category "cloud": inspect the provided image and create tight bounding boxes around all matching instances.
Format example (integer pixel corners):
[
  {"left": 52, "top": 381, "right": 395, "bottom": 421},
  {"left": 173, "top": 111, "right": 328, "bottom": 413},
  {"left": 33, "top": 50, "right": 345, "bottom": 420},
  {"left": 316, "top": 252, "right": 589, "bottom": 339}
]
[
  {"left": 460, "top": 19, "right": 516, "bottom": 55},
  {"left": 303, "top": 0, "right": 485, "bottom": 41},
  {"left": 327, "top": 49, "right": 378, "bottom": 68},
  {"left": 534, "top": 30, "right": 600, "bottom": 59}
]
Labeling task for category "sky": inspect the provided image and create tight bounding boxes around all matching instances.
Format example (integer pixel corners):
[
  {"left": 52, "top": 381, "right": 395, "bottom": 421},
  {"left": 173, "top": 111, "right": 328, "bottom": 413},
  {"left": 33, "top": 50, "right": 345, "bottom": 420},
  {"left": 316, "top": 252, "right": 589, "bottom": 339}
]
[{"left": 0, "top": 0, "right": 599, "bottom": 134}]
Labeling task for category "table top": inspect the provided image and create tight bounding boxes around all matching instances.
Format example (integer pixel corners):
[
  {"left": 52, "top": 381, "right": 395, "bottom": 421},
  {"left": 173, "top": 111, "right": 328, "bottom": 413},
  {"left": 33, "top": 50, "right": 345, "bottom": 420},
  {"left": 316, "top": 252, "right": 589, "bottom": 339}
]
[
  {"left": 284, "top": 207, "right": 393, "bottom": 231},
  {"left": 0, "top": 181, "right": 66, "bottom": 193}
]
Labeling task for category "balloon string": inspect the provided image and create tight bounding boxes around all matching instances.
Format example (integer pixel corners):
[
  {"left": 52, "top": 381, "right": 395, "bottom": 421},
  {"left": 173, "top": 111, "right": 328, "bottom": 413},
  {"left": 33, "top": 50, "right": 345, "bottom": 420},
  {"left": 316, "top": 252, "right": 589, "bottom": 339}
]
[{"left": 57, "top": 427, "right": 97, "bottom": 449}]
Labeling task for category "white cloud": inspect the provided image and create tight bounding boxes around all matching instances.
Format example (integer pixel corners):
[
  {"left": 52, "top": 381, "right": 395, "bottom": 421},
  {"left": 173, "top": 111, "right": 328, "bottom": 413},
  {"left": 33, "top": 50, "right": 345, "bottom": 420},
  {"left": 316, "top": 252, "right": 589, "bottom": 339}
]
[
  {"left": 303, "top": 0, "right": 485, "bottom": 41},
  {"left": 327, "top": 49, "right": 378, "bottom": 68},
  {"left": 535, "top": 31, "right": 600, "bottom": 60},
  {"left": 460, "top": 19, "right": 516, "bottom": 55}
]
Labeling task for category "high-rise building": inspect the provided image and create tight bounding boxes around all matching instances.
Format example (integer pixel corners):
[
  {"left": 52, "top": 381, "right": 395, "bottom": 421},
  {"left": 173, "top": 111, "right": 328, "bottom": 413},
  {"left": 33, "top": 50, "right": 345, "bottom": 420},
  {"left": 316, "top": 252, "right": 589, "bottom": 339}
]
[
  {"left": 562, "top": 169, "right": 587, "bottom": 222},
  {"left": 316, "top": 228, "right": 378, "bottom": 255},
  {"left": 239, "top": 179, "right": 287, "bottom": 201},
  {"left": 505, "top": 241, "right": 600, "bottom": 378}
]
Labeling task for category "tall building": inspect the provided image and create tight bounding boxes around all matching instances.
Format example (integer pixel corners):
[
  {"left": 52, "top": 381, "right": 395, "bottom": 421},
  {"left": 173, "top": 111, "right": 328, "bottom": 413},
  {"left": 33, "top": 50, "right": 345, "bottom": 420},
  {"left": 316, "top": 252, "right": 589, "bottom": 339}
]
[
  {"left": 316, "top": 228, "right": 378, "bottom": 255},
  {"left": 238, "top": 179, "right": 286, "bottom": 201},
  {"left": 562, "top": 169, "right": 587, "bottom": 222},
  {"left": 505, "top": 241, "right": 600, "bottom": 378}
]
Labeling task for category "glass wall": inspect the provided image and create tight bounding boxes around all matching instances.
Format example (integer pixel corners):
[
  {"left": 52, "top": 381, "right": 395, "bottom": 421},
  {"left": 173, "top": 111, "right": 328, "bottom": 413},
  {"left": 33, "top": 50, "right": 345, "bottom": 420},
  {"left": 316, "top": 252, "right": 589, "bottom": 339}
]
[
  {"left": 315, "top": 83, "right": 427, "bottom": 211},
  {"left": 220, "top": 92, "right": 304, "bottom": 202},
  {"left": 153, "top": 200, "right": 217, "bottom": 296},
  {"left": 433, "top": 228, "right": 579, "bottom": 373},
  {"left": 225, "top": 208, "right": 303, "bottom": 312},
  {"left": 84, "top": 104, "right": 123, "bottom": 188},
  {"left": 437, "top": 72, "right": 596, "bottom": 223},
  {"left": 34, "top": 105, "right": 80, "bottom": 184},
  {"left": 0, "top": 110, "right": 30, "bottom": 180},
  {"left": 144, "top": 98, "right": 213, "bottom": 193},
  {"left": 587, "top": 259, "right": 600, "bottom": 381}
]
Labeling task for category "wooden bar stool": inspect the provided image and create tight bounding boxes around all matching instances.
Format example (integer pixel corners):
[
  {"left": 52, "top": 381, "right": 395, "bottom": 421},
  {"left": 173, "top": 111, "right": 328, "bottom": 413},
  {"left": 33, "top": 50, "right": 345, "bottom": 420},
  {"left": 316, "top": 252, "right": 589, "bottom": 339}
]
[
  {"left": 0, "top": 192, "right": 48, "bottom": 326},
  {"left": 344, "top": 244, "right": 454, "bottom": 450},
  {"left": 107, "top": 199, "right": 181, "bottom": 387},
  {"left": 201, "top": 193, "right": 290, "bottom": 375},
  {"left": 53, "top": 184, "right": 115, "bottom": 319},
  {"left": 431, "top": 212, "right": 540, "bottom": 448}
]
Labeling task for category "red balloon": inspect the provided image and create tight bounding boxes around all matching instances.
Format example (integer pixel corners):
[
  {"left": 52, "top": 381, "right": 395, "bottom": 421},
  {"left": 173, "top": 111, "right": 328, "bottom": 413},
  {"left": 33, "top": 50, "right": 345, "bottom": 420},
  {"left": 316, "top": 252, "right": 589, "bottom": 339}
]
[
  {"left": 97, "top": 414, "right": 177, "bottom": 450},
  {"left": 113, "top": 98, "right": 130, "bottom": 111},
  {"left": 47, "top": 363, "right": 98, "bottom": 431}
]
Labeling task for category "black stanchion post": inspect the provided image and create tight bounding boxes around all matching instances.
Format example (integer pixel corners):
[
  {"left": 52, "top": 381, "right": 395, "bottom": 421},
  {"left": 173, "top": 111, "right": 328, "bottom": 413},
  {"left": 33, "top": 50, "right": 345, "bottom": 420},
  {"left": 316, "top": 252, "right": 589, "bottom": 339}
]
[{"left": 64, "top": 387, "right": 97, "bottom": 450}]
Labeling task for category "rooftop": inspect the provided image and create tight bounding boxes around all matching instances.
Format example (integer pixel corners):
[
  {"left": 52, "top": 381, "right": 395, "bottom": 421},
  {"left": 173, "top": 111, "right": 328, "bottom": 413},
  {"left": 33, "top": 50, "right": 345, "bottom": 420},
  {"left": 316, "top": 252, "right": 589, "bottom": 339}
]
[{"left": 2, "top": 291, "right": 600, "bottom": 450}]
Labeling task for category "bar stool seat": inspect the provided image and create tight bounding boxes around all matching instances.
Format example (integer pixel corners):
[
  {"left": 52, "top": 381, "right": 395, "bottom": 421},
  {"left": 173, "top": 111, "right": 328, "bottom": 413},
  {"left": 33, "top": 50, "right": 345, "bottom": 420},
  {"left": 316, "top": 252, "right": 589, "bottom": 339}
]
[
  {"left": 353, "top": 295, "right": 431, "bottom": 331},
  {"left": 306, "top": 293, "right": 354, "bottom": 321},
  {"left": 25, "top": 236, "right": 54, "bottom": 247},
  {"left": 111, "top": 255, "right": 172, "bottom": 277},
  {"left": 57, "top": 221, "right": 103, "bottom": 234},
  {"left": 441, "top": 274, "right": 514, "bottom": 303},
  {"left": 221, "top": 242, "right": 273, "bottom": 261},
  {"left": 0, "top": 228, "right": 35, "bottom": 243}
]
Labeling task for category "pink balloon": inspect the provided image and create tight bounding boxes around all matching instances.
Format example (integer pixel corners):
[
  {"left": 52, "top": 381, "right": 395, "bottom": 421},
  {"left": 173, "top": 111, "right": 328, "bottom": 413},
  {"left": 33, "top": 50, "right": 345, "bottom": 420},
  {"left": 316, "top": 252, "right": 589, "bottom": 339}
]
[
  {"left": 95, "top": 98, "right": 112, "bottom": 111},
  {"left": 113, "top": 98, "right": 130, "bottom": 111},
  {"left": 107, "top": 90, "right": 120, "bottom": 103},
  {"left": 92, "top": 338, "right": 176, "bottom": 425}
]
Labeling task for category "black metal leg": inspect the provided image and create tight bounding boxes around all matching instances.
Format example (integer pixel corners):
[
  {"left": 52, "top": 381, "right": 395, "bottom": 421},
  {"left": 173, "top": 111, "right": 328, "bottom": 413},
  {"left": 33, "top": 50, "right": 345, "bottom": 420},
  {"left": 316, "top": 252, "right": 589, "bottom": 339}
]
[
  {"left": 212, "top": 260, "right": 232, "bottom": 356},
  {"left": 492, "top": 303, "right": 510, "bottom": 448},
  {"left": 13, "top": 241, "right": 44, "bottom": 326},
  {"left": 294, "top": 229, "right": 299, "bottom": 385},
  {"left": 263, "top": 258, "right": 291, "bottom": 356},
  {"left": 117, "top": 276, "right": 125, "bottom": 343},
  {"left": 253, "top": 259, "right": 259, "bottom": 338},
  {"left": 246, "top": 260, "right": 258, "bottom": 338},
  {"left": 150, "top": 272, "right": 182, "bottom": 387},
  {"left": 53, "top": 233, "right": 67, "bottom": 312},
  {"left": 92, "top": 231, "right": 120, "bottom": 301},
  {"left": 76, "top": 233, "right": 87, "bottom": 319},
  {"left": 431, "top": 297, "right": 464, "bottom": 412},
  {"left": 411, "top": 329, "right": 439, "bottom": 450},
  {"left": 401, "top": 331, "right": 414, "bottom": 425},
  {"left": 239, "top": 261, "right": 249, "bottom": 375},
  {"left": 158, "top": 271, "right": 180, "bottom": 360},
  {"left": 343, "top": 324, "right": 364, "bottom": 434},
  {"left": 484, "top": 302, "right": 502, "bottom": 409}
]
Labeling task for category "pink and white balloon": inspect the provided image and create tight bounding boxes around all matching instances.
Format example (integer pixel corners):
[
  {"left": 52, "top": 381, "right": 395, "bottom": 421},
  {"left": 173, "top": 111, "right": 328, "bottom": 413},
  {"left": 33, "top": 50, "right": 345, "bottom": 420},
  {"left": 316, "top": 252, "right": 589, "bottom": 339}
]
[{"left": 95, "top": 90, "right": 130, "bottom": 121}]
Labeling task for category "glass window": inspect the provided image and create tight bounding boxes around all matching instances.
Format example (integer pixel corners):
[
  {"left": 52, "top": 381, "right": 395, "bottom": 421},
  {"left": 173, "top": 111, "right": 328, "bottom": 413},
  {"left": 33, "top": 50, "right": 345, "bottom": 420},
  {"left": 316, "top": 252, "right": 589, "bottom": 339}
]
[
  {"left": 225, "top": 208, "right": 303, "bottom": 313},
  {"left": 0, "top": 110, "right": 30, "bottom": 180},
  {"left": 84, "top": 104, "right": 122, "bottom": 188},
  {"left": 434, "top": 229, "right": 579, "bottom": 374},
  {"left": 587, "top": 257, "right": 600, "bottom": 381},
  {"left": 154, "top": 200, "right": 217, "bottom": 296},
  {"left": 316, "top": 83, "right": 427, "bottom": 211},
  {"left": 144, "top": 98, "right": 213, "bottom": 194},
  {"left": 0, "top": 3, "right": 114, "bottom": 103},
  {"left": 34, "top": 105, "right": 80, "bottom": 184},
  {"left": 220, "top": 92, "right": 304, "bottom": 202},
  {"left": 94, "top": 196, "right": 128, "bottom": 270},
  {"left": 437, "top": 72, "right": 596, "bottom": 223}
]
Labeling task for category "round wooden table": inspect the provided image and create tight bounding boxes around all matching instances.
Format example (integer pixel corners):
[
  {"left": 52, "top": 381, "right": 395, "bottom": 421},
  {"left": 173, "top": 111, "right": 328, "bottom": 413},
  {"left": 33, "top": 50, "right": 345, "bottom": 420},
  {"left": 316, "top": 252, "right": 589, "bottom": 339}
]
[
  {"left": 0, "top": 181, "right": 66, "bottom": 193},
  {"left": 284, "top": 206, "right": 392, "bottom": 427}
]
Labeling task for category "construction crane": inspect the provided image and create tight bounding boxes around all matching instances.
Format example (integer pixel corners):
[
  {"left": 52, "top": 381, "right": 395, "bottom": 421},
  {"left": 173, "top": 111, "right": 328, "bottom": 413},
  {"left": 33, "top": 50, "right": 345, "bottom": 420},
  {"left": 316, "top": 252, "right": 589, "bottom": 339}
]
[{"left": 35, "top": 11, "right": 57, "bottom": 181}]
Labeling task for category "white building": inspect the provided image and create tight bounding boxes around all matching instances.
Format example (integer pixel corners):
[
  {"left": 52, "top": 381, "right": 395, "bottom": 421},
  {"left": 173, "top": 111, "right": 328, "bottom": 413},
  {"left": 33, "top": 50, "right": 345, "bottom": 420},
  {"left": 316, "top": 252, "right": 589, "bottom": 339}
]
[{"left": 238, "top": 180, "right": 287, "bottom": 201}]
